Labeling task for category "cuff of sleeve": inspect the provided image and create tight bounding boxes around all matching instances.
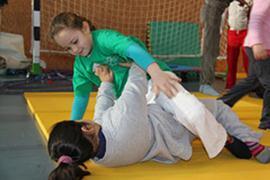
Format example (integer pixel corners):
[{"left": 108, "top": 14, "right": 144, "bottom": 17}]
[
  {"left": 144, "top": 61, "right": 155, "bottom": 71},
  {"left": 99, "top": 82, "right": 114, "bottom": 92},
  {"left": 247, "top": 30, "right": 263, "bottom": 47}
]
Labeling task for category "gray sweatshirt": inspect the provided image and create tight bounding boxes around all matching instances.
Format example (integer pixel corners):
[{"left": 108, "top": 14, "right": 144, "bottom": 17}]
[{"left": 93, "top": 65, "right": 193, "bottom": 167}]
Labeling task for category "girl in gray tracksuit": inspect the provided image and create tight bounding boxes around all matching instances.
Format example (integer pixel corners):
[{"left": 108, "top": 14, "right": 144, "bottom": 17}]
[
  {"left": 47, "top": 64, "right": 269, "bottom": 180},
  {"left": 92, "top": 64, "right": 261, "bottom": 166}
]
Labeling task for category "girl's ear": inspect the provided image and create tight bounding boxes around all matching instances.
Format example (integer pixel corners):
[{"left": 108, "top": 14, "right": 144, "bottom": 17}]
[
  {"left": 82, "top": 21, "right": 90, "bottom": 33},
  {"left": 81, "top": 123, "right": 95, "bottom": 136}
]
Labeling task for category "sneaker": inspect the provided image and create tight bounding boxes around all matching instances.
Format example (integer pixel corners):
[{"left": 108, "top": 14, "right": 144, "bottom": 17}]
[
  {"left": 255, "top": 147, "right": 270, "bottom": 164},
  {"left": 199, "top": 84, "right": 220, "bottom": 96},
  {"left": 258, "top": 122, "right": 270, "bottom": 130},
  {"left": 221, "top": 88, "right": 230, "bottom": 96},
  {"left": 225, "top": 136, "right": 252, "bottom": 159}
]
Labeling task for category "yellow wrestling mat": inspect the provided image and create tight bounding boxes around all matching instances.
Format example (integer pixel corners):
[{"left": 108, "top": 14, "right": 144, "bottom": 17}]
[{"left": 24, "top": 92, "right": 270, "bottom": 180}]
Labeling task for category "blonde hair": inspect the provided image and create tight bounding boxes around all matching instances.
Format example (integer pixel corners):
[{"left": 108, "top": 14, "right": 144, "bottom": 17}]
[{"left": 49, "top": 12, "right": 95, "bottom": 39}]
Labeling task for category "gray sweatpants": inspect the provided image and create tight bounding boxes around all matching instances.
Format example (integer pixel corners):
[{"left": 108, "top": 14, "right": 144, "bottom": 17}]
[
  {"left": 200, "top": 0, "right": 231, "bottom": 85},
  {"left": 200, "top": 99, "right": 262, "bottom": 142}
]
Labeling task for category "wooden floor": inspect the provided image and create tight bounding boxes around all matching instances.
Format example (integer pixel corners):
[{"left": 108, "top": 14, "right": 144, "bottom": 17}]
[{"left": 24, "top": 92, "right": 270, "bottom": 180}]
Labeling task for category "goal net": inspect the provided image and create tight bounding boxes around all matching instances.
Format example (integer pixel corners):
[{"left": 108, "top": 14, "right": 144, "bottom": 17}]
[{"left": 39, "top": 0, "right": 227, "bottom": 71}]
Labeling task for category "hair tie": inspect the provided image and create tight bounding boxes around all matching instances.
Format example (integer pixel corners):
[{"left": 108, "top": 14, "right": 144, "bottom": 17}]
[{"left": 58, "top": 155, "right": 73, "bottom": 164}]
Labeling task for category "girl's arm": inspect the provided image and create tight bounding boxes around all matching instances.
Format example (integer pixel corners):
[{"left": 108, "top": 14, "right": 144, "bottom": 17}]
[
  {"left": 70, "top": 95, "right": 89, "bottom": 120},
  {"left": 125, "top": 44, "right": 155, "bottom": 70},
  {"left": 93, "top": 65, "right": 116, "bottom": 122},
  {"left": 248, "top": 0, "right": 270, "bottom": 60},
  {"left": 125, "top": 44, "right": 181, "bottom": 97}
]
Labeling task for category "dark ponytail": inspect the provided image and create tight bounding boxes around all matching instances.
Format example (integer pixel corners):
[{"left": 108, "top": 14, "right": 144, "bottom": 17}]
[
  {"left": 48, "top": 163, "right": 90, "bottom": 180},
  {"left": 48, "top": 121, "right": 96, "bottom": 180}
]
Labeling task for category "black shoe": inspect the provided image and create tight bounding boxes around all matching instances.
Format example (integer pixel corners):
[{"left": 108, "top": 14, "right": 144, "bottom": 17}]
[
  {"left": 225, "top": 136, "right": 252, "bottom": 159},
  {"left": 258, "top": 119, "right": 270, "bottom": 130},
  {"left": 258, "top": 123, "right": 270, "bottom": 130}
]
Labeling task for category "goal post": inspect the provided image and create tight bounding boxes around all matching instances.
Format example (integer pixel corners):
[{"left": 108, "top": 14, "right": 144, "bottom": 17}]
[{"left": 31, "top": 0, "right": 42, "bottom": 75}]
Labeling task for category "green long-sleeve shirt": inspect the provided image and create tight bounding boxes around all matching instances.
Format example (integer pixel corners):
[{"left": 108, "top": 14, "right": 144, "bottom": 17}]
[{"left": 73, "top": 29, "right": 170, "bottom": 98}]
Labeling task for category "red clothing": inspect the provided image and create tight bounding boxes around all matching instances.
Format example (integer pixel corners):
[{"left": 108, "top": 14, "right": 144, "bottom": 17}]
[{"left": 226, "top": 29, "right": 249, "bottom": 89}]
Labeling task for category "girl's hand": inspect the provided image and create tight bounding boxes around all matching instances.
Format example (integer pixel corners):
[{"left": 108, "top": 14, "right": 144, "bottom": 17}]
[
  {"left": 151, "top": 71, "right": 181, "bottom": 98},
  {"left": 94, "top": 65, "right": 113, "bottom": 82},
  {"left": 148, "top": 63, "right": 181, "bottom": 98},
  {"left": 252, "top": 44, "right": 268, "bottom": 60}
]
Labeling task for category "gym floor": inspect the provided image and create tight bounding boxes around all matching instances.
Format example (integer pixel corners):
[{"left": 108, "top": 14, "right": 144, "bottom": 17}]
[
  {"left": 0, "top": 95, "right": 54, "bottom": 180},
  {"left": 0, "top": 76, "right": 201, "bottom": 180},
  {"left": 0, "top": 77, "right": 264, "bottom": 180}
]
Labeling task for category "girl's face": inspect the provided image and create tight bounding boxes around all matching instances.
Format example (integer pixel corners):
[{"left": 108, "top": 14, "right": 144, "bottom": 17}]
[{"left": 53, "top": 22, "right": 93, "bottom": 56}]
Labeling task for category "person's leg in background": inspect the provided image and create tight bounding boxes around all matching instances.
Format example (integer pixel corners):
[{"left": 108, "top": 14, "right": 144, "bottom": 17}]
[
  {"left": 200, "top": 1, "right": 231, "bottom": 96},
  {"left": 238, "top": 29, "right": 249, "bottom": 74},
  {"left": 241, "top": 44, "right": 249, "bottom": 74},
  {"left": 218, "top": 47, "right": 259, "bottom": 107},
  {"left": 225, "top": 30, "right": 241, "bottom": 90},
  {"left": 219, "top": 47, "right": 270, "bottom": 130},
  {"left": 241, "top": 34, "right": 265, "bottom": 99},
  {"left": 256, "top": 56, "right": 270, "bottom": 130}
]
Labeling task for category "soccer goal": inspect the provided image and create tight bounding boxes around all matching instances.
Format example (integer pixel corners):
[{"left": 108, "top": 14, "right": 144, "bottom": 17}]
[{"left": 32, "top": 0, "right": 228, "bottom": 73}]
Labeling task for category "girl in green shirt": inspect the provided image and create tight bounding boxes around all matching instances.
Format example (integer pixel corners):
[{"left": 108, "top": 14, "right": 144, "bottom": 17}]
[{"left": 50, "top": 12, "right": 180, "bottom": 120}]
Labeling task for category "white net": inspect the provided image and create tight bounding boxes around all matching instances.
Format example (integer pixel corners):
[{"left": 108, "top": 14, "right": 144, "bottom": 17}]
[
  {"left": 41, "top": 0, "right": 203, "bottom": 51},
  {"left": 39, "top": 0, "right": 227, "bottom": 70}
]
